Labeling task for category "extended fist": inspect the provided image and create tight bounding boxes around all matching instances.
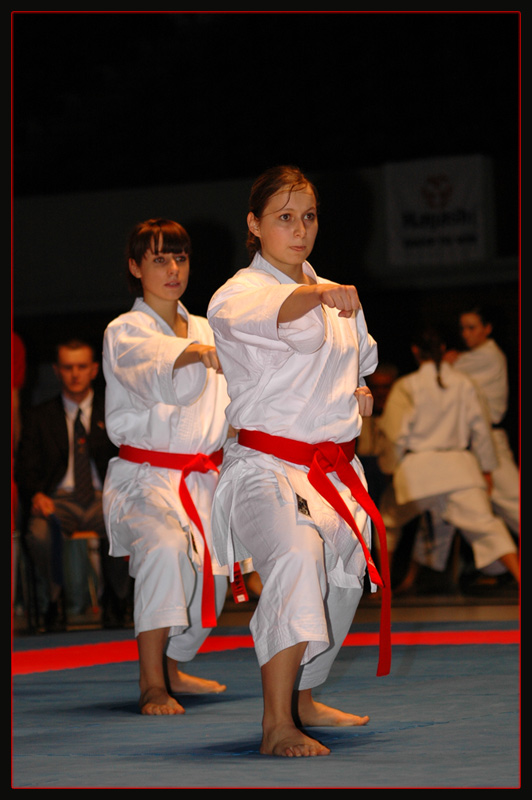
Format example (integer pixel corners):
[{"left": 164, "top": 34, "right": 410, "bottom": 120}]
[{"left": 318, "top": 284, "right": 361, "bottom": 317}]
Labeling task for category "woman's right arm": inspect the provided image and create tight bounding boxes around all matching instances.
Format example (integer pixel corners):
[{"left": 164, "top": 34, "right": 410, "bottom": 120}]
[
  {"left": 277, "top": 283, "right": 361, "bottom": 324},
  {"left": 173, "top": 344, "right": 222, "bottom": 372}
]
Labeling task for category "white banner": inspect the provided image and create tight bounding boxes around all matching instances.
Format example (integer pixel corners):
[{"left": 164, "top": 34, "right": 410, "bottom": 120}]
[{"left": 384, "top": 155, "right": 489, "bottom": 267}]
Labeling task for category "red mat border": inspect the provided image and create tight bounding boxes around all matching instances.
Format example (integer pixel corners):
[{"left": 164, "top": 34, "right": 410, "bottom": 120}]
[{"left": 11, "top": 629, "right": 519, "bottom": 676}]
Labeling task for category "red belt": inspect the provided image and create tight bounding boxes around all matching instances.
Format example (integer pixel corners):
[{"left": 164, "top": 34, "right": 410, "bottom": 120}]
[
  {"left": 237, "top": 429, "right": 391, "bottom": 677},
  {"left": 118, "top": 444, "right": 247, "bottom": 628}
]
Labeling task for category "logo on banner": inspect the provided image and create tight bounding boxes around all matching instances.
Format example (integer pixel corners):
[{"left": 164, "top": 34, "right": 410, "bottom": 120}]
[
  {"left": 420, "top": 174, "right": 453, "bottom": 210},
  {"left": 385, "top": 156, "right": 487, "bottom": 267}
]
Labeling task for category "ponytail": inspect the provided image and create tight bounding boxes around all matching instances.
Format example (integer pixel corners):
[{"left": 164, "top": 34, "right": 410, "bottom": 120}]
[{"left": 412, "top": 329, "right": 446, "bottom": 388}]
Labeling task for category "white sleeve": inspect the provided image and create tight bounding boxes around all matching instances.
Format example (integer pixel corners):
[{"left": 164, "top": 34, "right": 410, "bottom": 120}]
[
  {"left": 465, "top": 382, "right": 498, "bottom": 473},
  {"left": 209, "top": 279, "right": 325, "bottom": 355},
  {"left": 354, "top": 306, "right": 379, "bottom": 381},
  {"left": 104, "top": 318, "right": 207, "bottom": 408}
]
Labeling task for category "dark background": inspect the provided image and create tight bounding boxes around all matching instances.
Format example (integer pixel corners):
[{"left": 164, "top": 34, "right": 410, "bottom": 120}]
[
  {"left": 13, "top": 11, "right": 519, "bottom": 198},
  {"left": 12, "top": 11, "right": 520, "bottom": 448}
]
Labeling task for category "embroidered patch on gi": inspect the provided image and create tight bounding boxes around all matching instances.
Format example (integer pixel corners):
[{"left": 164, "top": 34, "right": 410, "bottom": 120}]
[{"left": 296, "top": 494, "right": 311, "bottom": 517}]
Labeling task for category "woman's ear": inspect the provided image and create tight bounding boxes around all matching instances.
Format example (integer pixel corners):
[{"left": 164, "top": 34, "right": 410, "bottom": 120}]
[
  {"left": 247, "top": 212, "right": 260, "bottom": 238},
  {"left": 129, "top": 258, "right": 142, "bottom": 278}
]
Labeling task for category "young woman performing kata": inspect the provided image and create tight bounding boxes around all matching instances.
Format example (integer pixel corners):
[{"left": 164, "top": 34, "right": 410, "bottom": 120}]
[{"left": 208, "top": 166, "right": 391, "bottom": 758}]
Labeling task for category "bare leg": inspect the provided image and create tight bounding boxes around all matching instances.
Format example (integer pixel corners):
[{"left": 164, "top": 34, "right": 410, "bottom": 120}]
[
  {"left": 260, "top": 642, "right": 330, "bottom": 757},
  {"left": 137, "top": 628, "right": 185, "bottom": 715},
  {"left": 245, "top": 571, "right": 263, "bottom": 597},
  {"left": 297, "top": 688, "right": 370, "bottom": 727},
  {"left": 499, "top": 552, "right": 520, "bottom": 583}
]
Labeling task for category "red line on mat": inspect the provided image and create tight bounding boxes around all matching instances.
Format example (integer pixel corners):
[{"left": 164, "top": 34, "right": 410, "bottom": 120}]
[{"left": 11, "top": 628, "right": 519, "bottom": 676}]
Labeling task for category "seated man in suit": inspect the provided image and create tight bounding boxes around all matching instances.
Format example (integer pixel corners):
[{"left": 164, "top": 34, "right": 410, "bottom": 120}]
[{"left": 17, "top": 337, "right": 130, "bottom": 629}]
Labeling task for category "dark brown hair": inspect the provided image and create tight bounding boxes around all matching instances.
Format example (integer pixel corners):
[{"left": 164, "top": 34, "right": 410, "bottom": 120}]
[
  {"left": 412, "top": 328, "right": 447, "bottom": 388},
  {"left": 460, "top": 304, "right": 496, "bottom": 328},
  {"left": 246, "top": 165, "right": 319, "bottom": 258},
  {"left": 126, "top": 218, "right": 192, "bottom": 296},
  {"left": 55, "top": 338, "right": 96, "bottom": 363}
]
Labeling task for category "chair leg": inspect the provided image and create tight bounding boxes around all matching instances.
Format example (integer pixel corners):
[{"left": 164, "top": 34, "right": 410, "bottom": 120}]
[
  {"left": 17, "top": 534, "right": 41, "bottom": 633},
  {"left": 85, "top": 538, "right": 101, "bottom": 612}
]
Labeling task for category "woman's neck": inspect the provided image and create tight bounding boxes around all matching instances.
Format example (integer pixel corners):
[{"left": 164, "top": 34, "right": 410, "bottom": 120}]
[
  {"left": 144, "top": 296, "right": 187, "bottom": 337},
  {"left": 267, "top": 258, "right": 315, "bottom": 286}
]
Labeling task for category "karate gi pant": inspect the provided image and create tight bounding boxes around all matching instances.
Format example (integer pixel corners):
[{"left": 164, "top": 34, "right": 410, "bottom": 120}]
[
  {"left": 228, "top": 468, "right": 363, "bottom": 691},
  {"left": 380, "top": 483, "right": 517, "bottom": 574},
  {"left": 108, "top": 490, "right": 227, "bottom": 662},
  {"left": 490, "top": 429, "right": 520, "bottom": 537}
]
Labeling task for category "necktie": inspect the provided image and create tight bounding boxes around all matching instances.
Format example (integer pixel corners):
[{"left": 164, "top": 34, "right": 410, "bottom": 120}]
[{"left": 74, "top": 409, "right": 94, "bottom": 508}]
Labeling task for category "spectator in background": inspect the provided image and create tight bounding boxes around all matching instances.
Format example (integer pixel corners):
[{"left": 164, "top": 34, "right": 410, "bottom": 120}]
[{"left": 16, "top": 338, "right": 130, "bottom": 630}]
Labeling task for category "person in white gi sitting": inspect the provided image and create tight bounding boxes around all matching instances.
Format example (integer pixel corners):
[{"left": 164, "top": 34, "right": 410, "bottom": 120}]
[{"left": 376, "top": 328, "right": 519, "bottom": 593}]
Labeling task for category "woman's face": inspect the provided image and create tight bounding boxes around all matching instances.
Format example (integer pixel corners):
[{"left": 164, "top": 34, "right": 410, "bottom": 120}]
[
  {"left": 460, "top": 312, "right": 492, "bottom": 350},
  {"left": 248, "top": 185, "right": 318, "bottom": 276},
  {"left": 129, "top": 246, "right": 190, "bottom": 309}
]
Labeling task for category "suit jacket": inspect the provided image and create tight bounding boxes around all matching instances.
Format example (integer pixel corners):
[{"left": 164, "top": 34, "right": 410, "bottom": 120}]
[{"left": 16, "top": 392, "right": 117, "bottom": 505}]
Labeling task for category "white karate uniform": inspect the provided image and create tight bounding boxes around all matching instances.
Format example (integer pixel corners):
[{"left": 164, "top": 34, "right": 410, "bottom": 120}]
[
  {"left": 207, "top": 253, "right": 378, "bottom": 688},
  {"left": 102, "top": 298, "right": 229, "bottom": 660},
  {"left": 377, "top": 361, "right": 517, "bottom": 573},
  {"left": 454, "top": 339, "right": 520, "bottom": 535}
]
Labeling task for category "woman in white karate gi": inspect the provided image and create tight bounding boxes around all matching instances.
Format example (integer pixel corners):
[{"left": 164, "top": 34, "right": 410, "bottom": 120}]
[
  {"left": 376, "top": 329, "right": 519, "bottom": 589},
  {"left": 103, "top": 219, "right": 229, "bottom": 715},
  {"left": 446, "top": 306, "right": 520, "bottom": 537},
  {"left": 208, "top": 166, "right": 390, "bottom": 758}
]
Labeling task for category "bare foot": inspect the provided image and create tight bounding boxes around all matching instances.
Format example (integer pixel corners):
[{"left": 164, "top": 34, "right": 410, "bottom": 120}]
[
  {"left": 260, "top": 722, "right": 331, "bottom": 757},
  {"left": 168, "top": 669, "right": 226, "bottom": 695},
  {"left": 299, "top": 698, "right": 370, "bottom": 728},
  {"left": 140, "top": 686, "right": 186, "bottom": 716}
]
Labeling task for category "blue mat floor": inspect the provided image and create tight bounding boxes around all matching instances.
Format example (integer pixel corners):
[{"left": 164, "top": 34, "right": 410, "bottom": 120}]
[{"left": 12, "top": 614, "right": 520, "bottom": 789}]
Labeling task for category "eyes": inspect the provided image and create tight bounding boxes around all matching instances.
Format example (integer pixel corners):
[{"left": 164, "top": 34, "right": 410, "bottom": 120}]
[
  {"left": 59, "top": 364, "right": 92, "bottom": 372},
  {"left": 278, "top": 211, "right": 317, "bottom": 223},
  {"left": 151, "top": 252, "right": 188, "bottom": 265}
]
